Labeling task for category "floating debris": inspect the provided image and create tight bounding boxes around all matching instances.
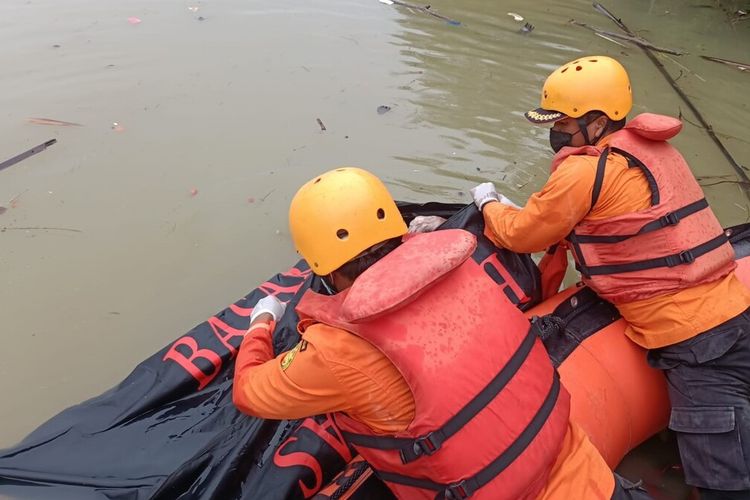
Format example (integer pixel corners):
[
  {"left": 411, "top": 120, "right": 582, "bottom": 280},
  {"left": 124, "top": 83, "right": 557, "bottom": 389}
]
[
  {"left": 507, "top": 12, "right": 524, "bottom": 22},
  {"left": 190, "top": 188, "right": 199, "bottom": 197},
  {"left": 261, "top": 189, "right": 275, "bottom": 202},
  {"left": 111, "top": 122, "right": 125, "bottom": 132},
  {"left": 0, "top": 139, "right": 57, "bottom": 173},
  {"left": 316, "top": 118, "right": 327, "bottom": 131},
  {"left": 377, "top": 105, "right": 392, "bottom": 114},
  {"left": 0, "top": 207, "right": 6, "bottom": 215},
  {"left": 27, "top": 117, "right": 82, "bottom": 127},
  {"left": 594, "top": 32, "right": 627, "bottom": 47},
  {"left": 8, "top": 191, "right": 25, "bottom": 209},
  {"left": 569, "top": 19, "right": 685, "bottom": 55},
  {"left": 379, "top": 0, "right": 461, "bottom": 26},
  {"left": 188, "top": 6, "right": 199, "bottom": 12},
  {"left": 1, "top": 226, "right": 82, "bottom": 233},
  {"left": 197, "top": 16, "right": 206, "bottom": 21},
  {"left": 700, "top": 55, "right": 750, "bottom": 72},
  {"left": 519, "top": 22, "right": 534, "bottom": 34},
  {"left": 127, "top": 17, "right": 142, "bottom": 25},
  {"left": 247, "top": 197, "right": 256, "bottom": 204}
]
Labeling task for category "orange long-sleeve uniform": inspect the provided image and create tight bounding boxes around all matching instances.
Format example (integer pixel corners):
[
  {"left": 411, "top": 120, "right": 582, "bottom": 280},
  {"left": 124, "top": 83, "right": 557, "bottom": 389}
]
[
  {"left": 482, "top": 139, "right": 750, "bottom": 349},
  {"left": 233, "top": 319, "right": 616, "bottom": 499}
]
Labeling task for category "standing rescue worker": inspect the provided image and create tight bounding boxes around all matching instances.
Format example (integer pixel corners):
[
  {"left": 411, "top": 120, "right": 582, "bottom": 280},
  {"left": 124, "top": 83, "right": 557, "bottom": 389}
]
[
  {"left": 233, "top": 167, "right": 649, "bottom": 499},
  {"left": 469, "top": 56, "right": 750, "bottom": 500}
]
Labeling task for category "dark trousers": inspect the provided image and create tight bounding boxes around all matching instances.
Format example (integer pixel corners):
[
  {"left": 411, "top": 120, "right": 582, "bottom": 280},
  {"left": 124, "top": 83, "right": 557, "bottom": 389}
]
[{"left": 648, "top": 309, "right": 750, "bottom": 497}]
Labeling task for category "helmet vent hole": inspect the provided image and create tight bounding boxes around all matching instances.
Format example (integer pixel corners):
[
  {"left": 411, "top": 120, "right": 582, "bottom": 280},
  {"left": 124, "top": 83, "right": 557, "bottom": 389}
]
[
  {"left": 544, "top": 91, "right": 548, "bottom": 98},
  {"left": 376, "top": 208, "right": 385, "bottom": 220},
  {"left": 576, "top": 65, "right": 583, "bottom": 71},
  {"left": 573, "top": 60, "right": 580, "bottom": 64},
  {"left": 615, "top": 110, "right": 619, "bottom": 116},
  {"left": 336, "top": 229, "right": 349, "bottom": 240},
  {"left": 314, "top": 262, "right": 319, "bottom": 268},
  {"left": 589, "top": 59, "right": 597, "bottom": 62},
  {"left": 336, "top": 168, "right": 346, "bottom": 172},
  {"left": 561, "top": 67, "right": 568, "bottom": 73},
  {"left": 314, "top": 177, "right": 321, "bottom": 184},
  {"left": 573, "top": 107, "right": 578, "bottom": 112}
]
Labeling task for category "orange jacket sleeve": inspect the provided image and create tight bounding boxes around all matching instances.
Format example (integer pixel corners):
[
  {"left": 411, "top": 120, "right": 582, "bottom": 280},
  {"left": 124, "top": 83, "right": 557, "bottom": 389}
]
[
  {"left": 232, "top": 320, "right": 349, "bottom": 420},
  {"left": 482, "top": 156, "right": 597, "bottom": 253},
  {"left": 538, "top": 421, "right": 615, "bottom": 500}
]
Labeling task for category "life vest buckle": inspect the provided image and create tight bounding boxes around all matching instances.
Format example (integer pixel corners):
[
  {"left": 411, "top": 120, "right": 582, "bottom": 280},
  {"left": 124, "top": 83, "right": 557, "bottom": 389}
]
[
  {"left": 412, "top": 432, "right": 439, "bottom": 458},
  {"left": 444, "top": 480, "right": 471, "bottom": 499},
  {"left": 659, "top": 212, "right": 680, "bottom": 227},
  {"left": 679, "top": 250, "right": 696, "bottom": 264},
  {"left": 666, "top": 250, "right": 696, "bottom": 267}
]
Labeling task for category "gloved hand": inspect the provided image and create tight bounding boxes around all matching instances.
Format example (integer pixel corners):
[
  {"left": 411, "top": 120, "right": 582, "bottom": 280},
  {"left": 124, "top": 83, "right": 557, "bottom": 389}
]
[
  {"left": 408, "top": 215, "right": 447, "bottom": 234},
  {"left": 471, "top": 182, "right": 522, "bottom": 210},
  {"left": 470, "top": 182, "right": 500, "bottom": 210},
  {"left": 250, "top": 295, "right": 287, "bottom": 323}
]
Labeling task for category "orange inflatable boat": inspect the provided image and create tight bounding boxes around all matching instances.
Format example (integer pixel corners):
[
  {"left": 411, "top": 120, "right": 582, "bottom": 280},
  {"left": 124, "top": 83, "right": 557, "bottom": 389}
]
[{"left": 528, "top": 224, "right": 750, "bottom": 468}]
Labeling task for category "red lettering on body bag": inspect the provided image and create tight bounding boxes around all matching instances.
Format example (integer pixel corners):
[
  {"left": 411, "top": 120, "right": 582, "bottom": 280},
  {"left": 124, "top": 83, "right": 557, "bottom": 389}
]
[
  {"left": 162, "top": 268, "right": 309, "bottom": 389},
  {"left": 273, "top": 414, "right": 353, "bottom": 498}
]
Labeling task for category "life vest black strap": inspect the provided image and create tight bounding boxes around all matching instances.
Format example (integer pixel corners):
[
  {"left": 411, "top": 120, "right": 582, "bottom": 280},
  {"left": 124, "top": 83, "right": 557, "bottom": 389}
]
[
  {"left": 609, "top": 146, "right": 660, "bottom": 206},
  {"left": 341, "top": 328, "right": 537, "bottom": 464},
  {"left": 590, "top": 147, "right": 608, "bottom": 211},
  {"left": 579, "top": 232, "right": 729, "bottom": 276},
  {"left": 573, "top": 198, "right": 710, "bottom": 244},
  {"left": 373, "top": 373, "right": 563, "bottom": 499}
]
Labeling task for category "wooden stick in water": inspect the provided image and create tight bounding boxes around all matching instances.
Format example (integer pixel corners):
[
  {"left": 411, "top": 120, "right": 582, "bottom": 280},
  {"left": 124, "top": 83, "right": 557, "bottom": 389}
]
[
  {"left": 0, "top": 139, "right": 57, "bottom": 173},
  {"left": 700, "top": 55, "right": 750, "bottom": 72}
]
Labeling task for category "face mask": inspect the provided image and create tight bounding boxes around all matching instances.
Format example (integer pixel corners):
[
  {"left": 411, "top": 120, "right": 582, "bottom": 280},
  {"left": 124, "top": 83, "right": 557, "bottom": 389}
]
[{"left": 549, "top": 129, "right": 574, "bottom": 153}]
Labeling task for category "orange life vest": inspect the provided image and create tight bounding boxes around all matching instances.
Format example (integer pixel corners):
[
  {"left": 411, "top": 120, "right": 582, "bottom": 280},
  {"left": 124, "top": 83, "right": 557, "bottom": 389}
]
[
  {"left": 551, "top": 113, "right": 736, "bottom": 304},
  {"left": 295, "top": 229, "right": 570, "bottom": 500}
]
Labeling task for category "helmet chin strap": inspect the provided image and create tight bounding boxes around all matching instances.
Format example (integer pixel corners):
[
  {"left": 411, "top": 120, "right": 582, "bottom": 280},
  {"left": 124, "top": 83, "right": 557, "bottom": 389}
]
[
  {"left": 576, "top": 117, "right": 592, "bottom": 144},
  {"left": 576, "top": 116, "right": 608, "bottom": 146},
  {"left": 320, "top": 274, "right": 337, "bottom": 295}
]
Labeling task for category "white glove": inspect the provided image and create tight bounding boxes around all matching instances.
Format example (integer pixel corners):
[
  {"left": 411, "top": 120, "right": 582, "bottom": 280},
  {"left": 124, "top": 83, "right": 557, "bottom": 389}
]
[
  {"left": 250, "top": 295, "right": 287, "bottom": 323},
  {"left": 470, "top": 182, "right": 500, "bottom": 210},
  {"left": 408, "top": 215, "right": 447, "bottom": 233}
]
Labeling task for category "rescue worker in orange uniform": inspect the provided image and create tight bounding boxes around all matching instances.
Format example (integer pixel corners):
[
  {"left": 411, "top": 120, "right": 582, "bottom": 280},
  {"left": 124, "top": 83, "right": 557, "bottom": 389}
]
[
  {"left": 233, "top": 167, "right": 649, "bottom": 499},
  {"left": 467, "top": 56, "right": 750, "bottom": 500}
]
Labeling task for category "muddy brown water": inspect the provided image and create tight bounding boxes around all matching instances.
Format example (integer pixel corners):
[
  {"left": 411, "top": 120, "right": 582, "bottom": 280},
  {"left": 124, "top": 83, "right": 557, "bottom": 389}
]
[{"left": 1, "top": 0, "right": 748, "bottom": 496}]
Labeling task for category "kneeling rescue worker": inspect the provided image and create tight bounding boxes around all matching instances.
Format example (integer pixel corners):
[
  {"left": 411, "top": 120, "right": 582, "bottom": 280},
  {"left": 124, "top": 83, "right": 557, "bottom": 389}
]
[
  {"left": 233, "top": 167, "right": 649, "bottom": 499},
  {"left": 470, "top": 56, "right": 750, "bottom": 499}
]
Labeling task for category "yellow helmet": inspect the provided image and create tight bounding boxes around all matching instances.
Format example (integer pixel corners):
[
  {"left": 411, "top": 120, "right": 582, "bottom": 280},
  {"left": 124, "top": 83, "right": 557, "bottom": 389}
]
[
  {"left": 288, "top": 167, "right": 408, "bottom": 276},
  {"left": 525, "top": 56, "right": 632, "bottom": 124}
]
